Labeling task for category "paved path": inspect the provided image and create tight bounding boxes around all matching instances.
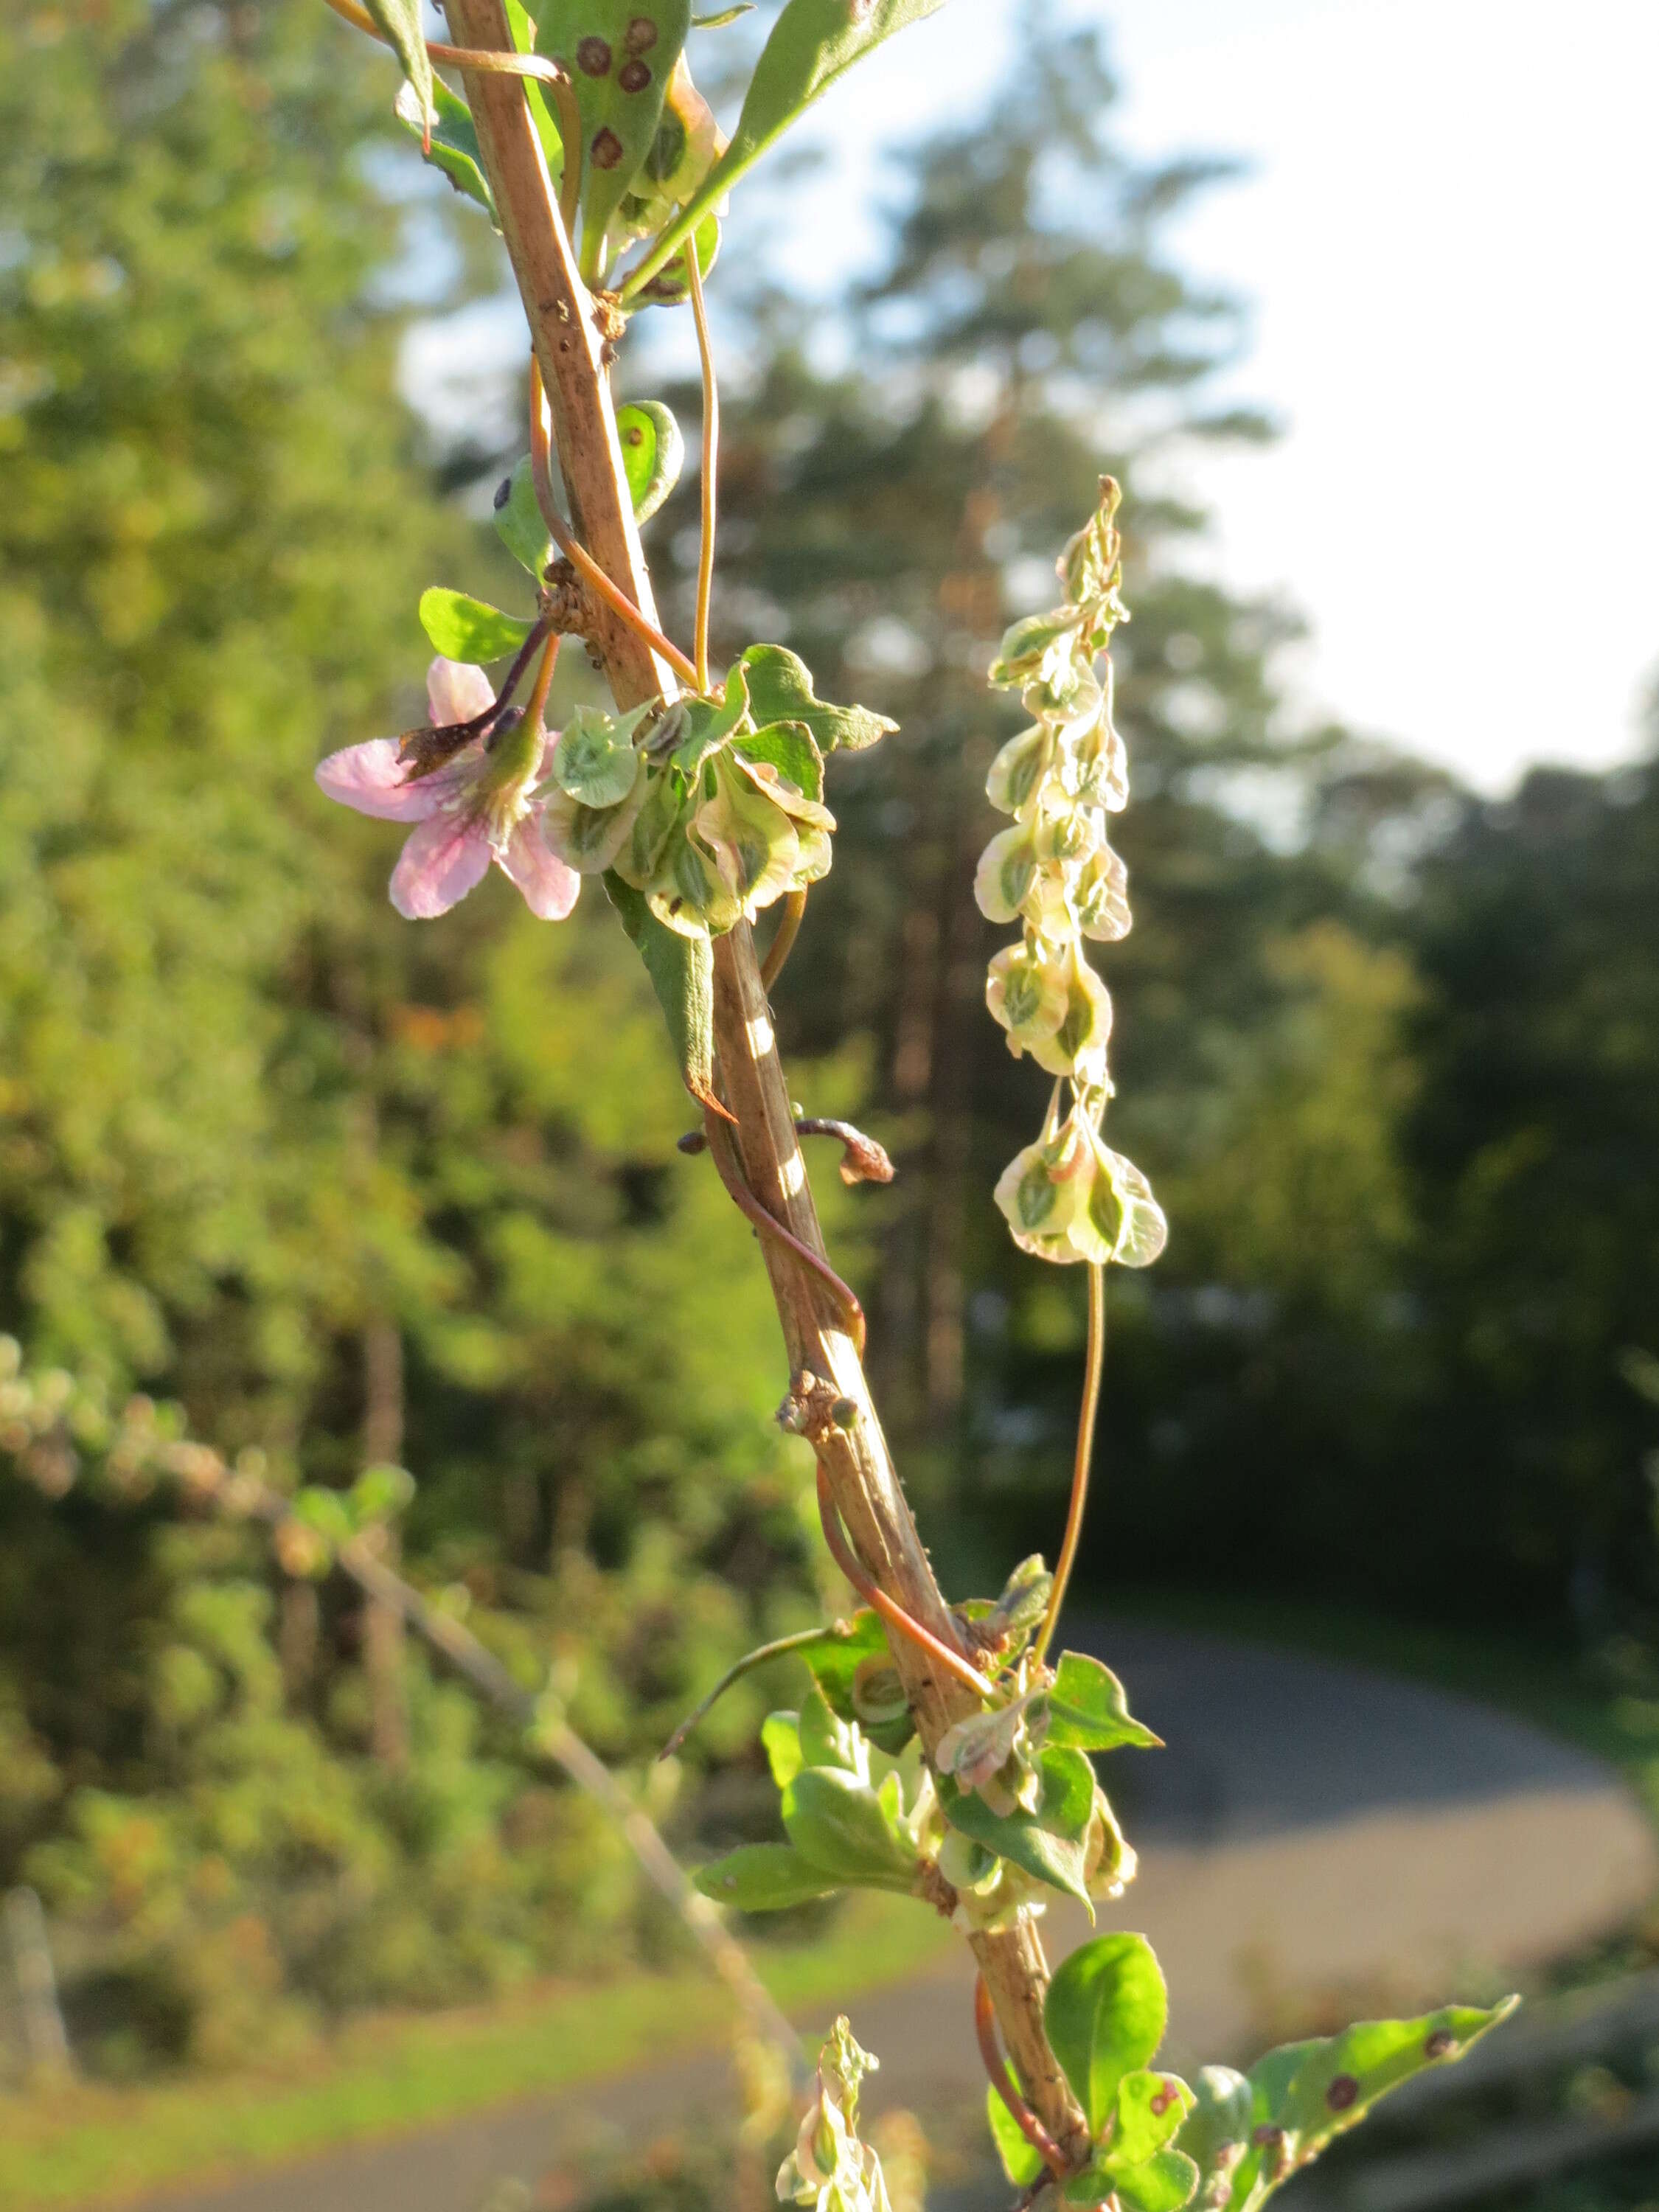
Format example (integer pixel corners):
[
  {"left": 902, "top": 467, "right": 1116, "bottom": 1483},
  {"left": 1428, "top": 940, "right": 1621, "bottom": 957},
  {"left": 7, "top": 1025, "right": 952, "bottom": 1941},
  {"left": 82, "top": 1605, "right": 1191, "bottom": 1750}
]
[{"left": 129, "top": 1622, "right": 1656, "bottom": 2212}]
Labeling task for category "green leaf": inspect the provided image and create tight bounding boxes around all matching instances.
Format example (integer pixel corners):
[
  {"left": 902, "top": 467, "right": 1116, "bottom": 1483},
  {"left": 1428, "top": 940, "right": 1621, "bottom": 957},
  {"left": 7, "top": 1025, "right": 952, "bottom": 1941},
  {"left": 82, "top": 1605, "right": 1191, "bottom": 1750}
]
[
  {"left": 630, "top": 208, "right": 721, "bottom": 306},
  {"left": 798, "top": 1684, "right": 863, "bottom": 1773},
  {"left": 616, "top": 400, "right": 684, "bottom": 522},
  {"left": 939, "top": 1744, "right": 1098, "bottom": 1911},
  {"left": 694, "top": 1840, "right": 839, "bottom": 1910},
  {"left": 348, "top": 1461, "right": 416, "bottom": 1528},
  {"left": 418, "top": 587, "right": 534, "bottom": 664},
  {"left": 502, "top": 0, "right": 568, "bottom": 183},
  {"left": 552, "top": 702, "right": 653, "bottom": 807},
  {"left": 395, "top": 79, "right": 494, "bottom": 218},
  {"left": 782, "top": 1765, "right": 917, "bottom": 1889},
  {"left": 1108, "top": 2151, "right": 1200, "bottom": 2212},
  {"left": 602, "top": 871, "right": 718, "bottom": 1110},
  {"left": 740, "top": 644, "right": 895, "bottom": 753},
  {"left": 1044, "top": 1933, "right": 1169, "bottom": 2135},
  {"left": 761, "top": 1709, "right": 803, "bottom": 1791},
  {"left": 735, "top": 720, "right": 825, "bottom": 806},
  {"left": 1111, "top": 2070, "right": 1196, "bottom": 2167},
  {"left": 1046, "top": 1652, "right": 1161, "bottom": 1753},
  {"left": 1217, "top": 1999, "right": 1518, "bottom": 2212},
  {"left": 534, "top": 0, "right": 693, "bottom": 275},
  {"left": 986, "top": 2087, "right": 1045, "bottom": 2188},
  {"left": 364, "top": 0, "right": 434, "bottom": 145},
  {"left": 1173, "top": 2067, "right": 1253, "bottom": 2206},
  {"left": 787, "top": 1610, "right": 915, "bottom": 1755},
  {"left": 668, "top": 664, "right": 751, "bottom": 777},
  {"left": 691, "top": 2, "right": 753, "bottom": 21},
  {"left": 291, "top": 1484, "right": 353, "bottom": 1564},
  {"left": 493, "top": 456, "right": 554, "bottom": 580},
  {"left": 621, "top": 0, "right": 953, "bottom": 301}
]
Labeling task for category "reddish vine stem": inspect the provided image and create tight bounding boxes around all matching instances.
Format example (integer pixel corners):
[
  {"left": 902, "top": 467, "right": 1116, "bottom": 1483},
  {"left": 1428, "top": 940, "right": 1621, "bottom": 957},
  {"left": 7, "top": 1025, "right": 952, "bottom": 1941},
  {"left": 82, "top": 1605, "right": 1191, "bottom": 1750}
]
[
  {"left": 527, "top": 355, "right": 700, "bottom": 689},
  {"left": 701, "top": 1105, "right": 868, "bottom": 1358},
  {"left": 975, "top": 1975, "right": 1067, "bottom": 2179},
  {"left": 816, "top": 1465, "right": 995, "bottom": 1700}
]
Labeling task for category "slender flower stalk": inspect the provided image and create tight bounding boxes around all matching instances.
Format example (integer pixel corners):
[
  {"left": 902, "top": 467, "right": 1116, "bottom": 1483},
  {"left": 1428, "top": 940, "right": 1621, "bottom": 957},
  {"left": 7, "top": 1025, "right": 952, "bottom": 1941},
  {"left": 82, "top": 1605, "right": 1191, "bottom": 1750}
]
[
  {"left": 1034, "top": 1261, "right": 1106, "bottom": 1666},
  {"left": 687, "top": 238, "right": 720, "bottom": 695}
]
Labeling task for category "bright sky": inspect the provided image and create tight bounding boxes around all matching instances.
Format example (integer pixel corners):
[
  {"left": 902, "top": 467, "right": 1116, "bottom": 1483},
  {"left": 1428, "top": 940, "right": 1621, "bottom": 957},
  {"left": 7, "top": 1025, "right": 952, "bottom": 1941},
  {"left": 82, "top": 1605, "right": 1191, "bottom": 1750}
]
[{"left": 750, "top": 0, "right": 1659, "bottom": 793}]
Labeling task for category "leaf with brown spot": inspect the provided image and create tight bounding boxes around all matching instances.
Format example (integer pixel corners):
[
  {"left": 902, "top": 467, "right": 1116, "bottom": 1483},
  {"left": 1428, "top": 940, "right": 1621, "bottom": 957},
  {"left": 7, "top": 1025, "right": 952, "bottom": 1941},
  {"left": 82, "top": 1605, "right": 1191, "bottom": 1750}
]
[{"left": 534, "top": 0, "right": 692, "bottom": 274}]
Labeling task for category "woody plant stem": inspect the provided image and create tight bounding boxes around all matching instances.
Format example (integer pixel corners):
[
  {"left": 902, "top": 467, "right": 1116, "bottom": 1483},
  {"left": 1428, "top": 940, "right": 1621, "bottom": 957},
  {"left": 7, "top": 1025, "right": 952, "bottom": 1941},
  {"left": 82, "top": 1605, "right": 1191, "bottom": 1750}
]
[{"left": 442, "top": 0, "right": 1089, "bottom": 2163}]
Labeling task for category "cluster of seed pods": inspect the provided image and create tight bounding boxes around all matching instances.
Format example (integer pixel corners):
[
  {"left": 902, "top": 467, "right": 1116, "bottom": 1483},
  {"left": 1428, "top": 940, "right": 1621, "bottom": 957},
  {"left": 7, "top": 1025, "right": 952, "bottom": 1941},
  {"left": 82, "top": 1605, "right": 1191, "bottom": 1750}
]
[{"left": 974, "top": 479, "right": 1167, "bottom": 1270}]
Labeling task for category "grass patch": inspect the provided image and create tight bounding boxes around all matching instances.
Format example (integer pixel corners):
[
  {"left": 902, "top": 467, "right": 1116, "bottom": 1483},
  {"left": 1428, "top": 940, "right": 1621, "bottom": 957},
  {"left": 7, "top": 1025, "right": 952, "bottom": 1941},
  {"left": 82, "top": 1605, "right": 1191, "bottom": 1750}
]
[{"left": 0, "top": 1893, "right": 951, "bottom": 2212}]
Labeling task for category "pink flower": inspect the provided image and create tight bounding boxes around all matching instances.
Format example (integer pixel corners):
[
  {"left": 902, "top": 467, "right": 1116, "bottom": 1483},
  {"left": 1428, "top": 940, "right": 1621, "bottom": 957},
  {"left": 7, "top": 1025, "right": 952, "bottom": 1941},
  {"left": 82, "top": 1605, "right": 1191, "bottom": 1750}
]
[{"left": 315, "top": 659, "right": 580, "bottom": 921}]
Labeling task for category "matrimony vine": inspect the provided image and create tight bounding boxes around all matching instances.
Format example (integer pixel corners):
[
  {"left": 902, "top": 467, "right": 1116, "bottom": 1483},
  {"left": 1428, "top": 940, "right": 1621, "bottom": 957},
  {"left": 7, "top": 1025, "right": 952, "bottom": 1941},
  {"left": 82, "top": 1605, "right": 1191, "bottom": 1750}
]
[{"left": 81, "top": 0, "right": 1521, "bottom": 2201}]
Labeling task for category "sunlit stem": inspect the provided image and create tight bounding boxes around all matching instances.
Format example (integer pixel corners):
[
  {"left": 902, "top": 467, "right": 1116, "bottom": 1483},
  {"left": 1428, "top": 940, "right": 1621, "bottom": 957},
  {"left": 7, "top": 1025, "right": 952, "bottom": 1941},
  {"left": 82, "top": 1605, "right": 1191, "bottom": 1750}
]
[
  {"left": 686, "top": 240, "right": 719, "bottom": 695},
  {"left": 816, "top": 1465, "right": 995, "bottom": 1700},
  {"left": 527, "top": 355, "right": 700, "bottom": 689},
  {"left": 1034, "top": 1260, "right": 1105, "bottom": 1668}
]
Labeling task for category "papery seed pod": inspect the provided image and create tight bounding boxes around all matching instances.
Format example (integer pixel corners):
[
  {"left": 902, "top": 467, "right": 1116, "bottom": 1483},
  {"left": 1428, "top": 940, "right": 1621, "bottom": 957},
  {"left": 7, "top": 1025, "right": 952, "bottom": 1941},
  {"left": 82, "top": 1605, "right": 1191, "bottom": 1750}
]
[
  {"left": 692, "top": 761, "right": 801, "bottom": 915},
  {"left": 973, "top": 821, "right": 1044, "bottom": 925},
  {"left": 987, "top": 606, "right": 1080, "bottom": 691},
  {"left": 1074, "top": 843, "right": 1132, "bottom": 942},
  {"left": 1031, "top": 795, "right": 1100, "bottom": 867},
  {"left": 992, "top": 1119, "right": 1091, "bottom": 1263},
  {"left": 543, "top": 765, "right": 648, "bottom": 873},
  {"left": 1085, "top": 1130, "right": 1168, "bottom": 1268},
  {"left": 1027, "top": 943, "right": 1113, "bottom": 1083},
  {"left": 986, "top": 939, "right": 1069, "bottom": 1054},
  {"left": 611, "top": 765, "right": 687, "bottom": 890},
  {"left": 985, "top": 721, "right": 1055, "bottom": 816}
]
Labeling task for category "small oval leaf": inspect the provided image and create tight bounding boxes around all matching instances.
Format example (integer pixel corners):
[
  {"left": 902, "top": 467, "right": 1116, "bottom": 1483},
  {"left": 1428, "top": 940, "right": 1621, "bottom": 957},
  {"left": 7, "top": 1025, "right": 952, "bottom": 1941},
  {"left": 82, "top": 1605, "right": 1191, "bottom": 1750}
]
[{"left": 418, "top": 586, "right": 533, "bottom": 664}]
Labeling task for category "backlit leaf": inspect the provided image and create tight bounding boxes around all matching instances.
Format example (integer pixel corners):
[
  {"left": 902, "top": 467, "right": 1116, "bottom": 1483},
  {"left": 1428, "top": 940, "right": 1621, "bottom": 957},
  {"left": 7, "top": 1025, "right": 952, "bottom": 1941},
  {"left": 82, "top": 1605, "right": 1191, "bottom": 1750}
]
[
  {"left": 1044, "top": 1932, "right": 1169, "bottom": 2135},
  {"left": 740, "top": 644, "right": 894, "bottom": 753},
  {"left": 418, "top": 587, "right": 533, "bottom": 664},
  {"left": 616, "top": 400, "right": 685, "bottom": 522},
  {"left": 603, "top": 870, "right": 718, "bottom": 1108},
  {"left": 694, "top": 1840, "right": 840, "bottom": 1910}
]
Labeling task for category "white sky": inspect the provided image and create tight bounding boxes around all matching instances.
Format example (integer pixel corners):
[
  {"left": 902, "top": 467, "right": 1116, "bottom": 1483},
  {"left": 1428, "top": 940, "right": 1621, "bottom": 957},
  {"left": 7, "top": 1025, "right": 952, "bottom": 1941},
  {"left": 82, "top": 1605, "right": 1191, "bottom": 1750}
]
[{"left": 740, "top": 0, "right": 1659, "bottom": 793}]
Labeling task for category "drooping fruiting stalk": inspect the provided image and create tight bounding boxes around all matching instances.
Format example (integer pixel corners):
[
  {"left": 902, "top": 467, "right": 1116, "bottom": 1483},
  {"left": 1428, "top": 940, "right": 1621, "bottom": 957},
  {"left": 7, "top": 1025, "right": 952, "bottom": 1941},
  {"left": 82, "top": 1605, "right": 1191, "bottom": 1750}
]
[{"left": 1034, "top": 1261, "right": 1106, "bottom": 1667}]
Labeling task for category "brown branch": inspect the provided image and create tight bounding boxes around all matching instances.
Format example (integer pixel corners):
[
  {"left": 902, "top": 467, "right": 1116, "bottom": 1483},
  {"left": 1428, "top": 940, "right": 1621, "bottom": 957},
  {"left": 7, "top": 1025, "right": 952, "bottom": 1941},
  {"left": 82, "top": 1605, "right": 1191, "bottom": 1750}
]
[{"left": 439, "top": 0, "right": 1090, "bottom": 2163}]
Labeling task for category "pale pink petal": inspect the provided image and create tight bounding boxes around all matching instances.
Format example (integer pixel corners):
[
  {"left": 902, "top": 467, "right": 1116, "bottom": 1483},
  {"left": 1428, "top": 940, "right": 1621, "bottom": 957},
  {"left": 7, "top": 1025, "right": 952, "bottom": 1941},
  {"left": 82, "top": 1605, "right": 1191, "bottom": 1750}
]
[
  {"left": 316, "top": 737, "right": 446, "bottom": 822},
  {"left": 498, "top": 808, "right": 581, "bottom": 919},
  {"left": 426, "top": 656, "right": 495, "bottom": 728},
  {"left": 389, "top": 808, "right": 492, "bottom": 918}
]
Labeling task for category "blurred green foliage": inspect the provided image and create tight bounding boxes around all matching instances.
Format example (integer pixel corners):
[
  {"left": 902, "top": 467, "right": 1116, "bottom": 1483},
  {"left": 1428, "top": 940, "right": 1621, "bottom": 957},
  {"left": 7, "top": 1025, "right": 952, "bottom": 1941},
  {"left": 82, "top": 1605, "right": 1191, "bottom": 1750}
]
[{"left": 0, "top": 0, "right": 1655, "bottom": 2081}]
